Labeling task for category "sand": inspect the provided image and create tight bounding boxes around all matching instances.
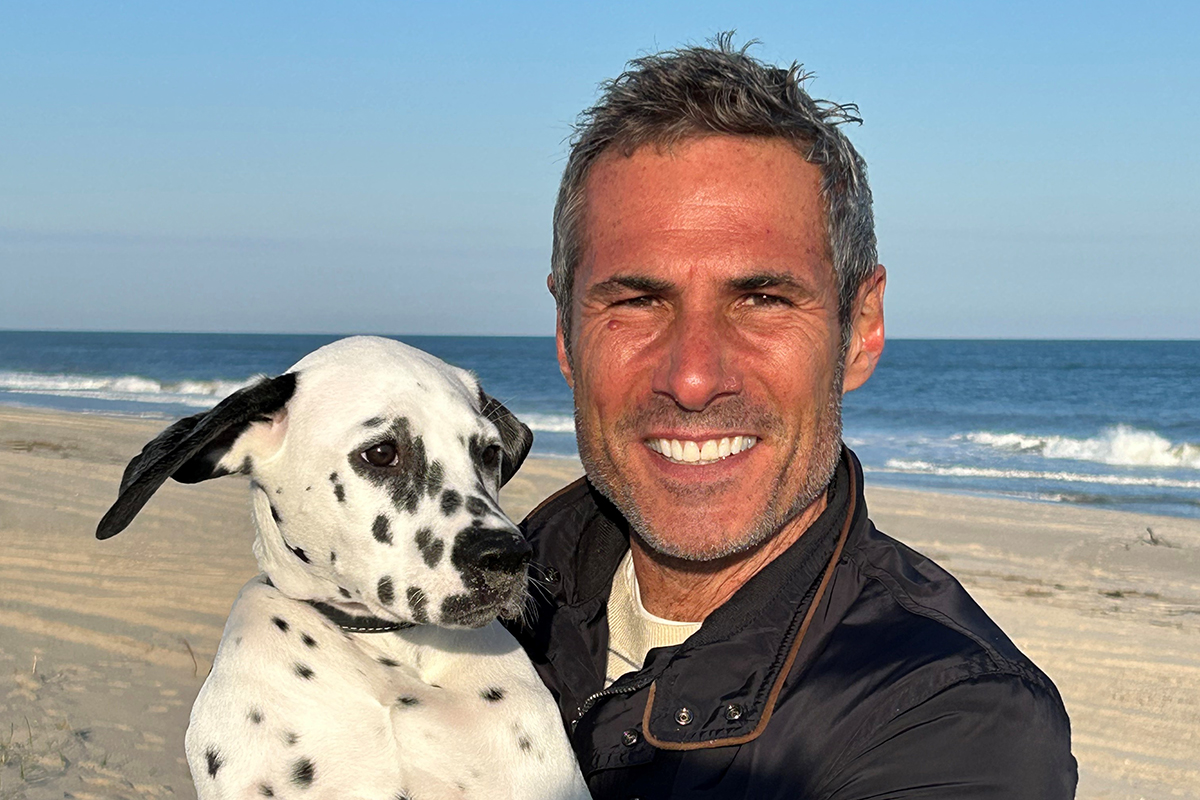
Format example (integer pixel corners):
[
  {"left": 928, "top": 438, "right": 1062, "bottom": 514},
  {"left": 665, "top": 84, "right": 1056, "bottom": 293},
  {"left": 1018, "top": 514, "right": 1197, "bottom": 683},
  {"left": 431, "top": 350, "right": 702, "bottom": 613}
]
[{"left": 0, "top": 404, "right": 1196, "bottom": 799}]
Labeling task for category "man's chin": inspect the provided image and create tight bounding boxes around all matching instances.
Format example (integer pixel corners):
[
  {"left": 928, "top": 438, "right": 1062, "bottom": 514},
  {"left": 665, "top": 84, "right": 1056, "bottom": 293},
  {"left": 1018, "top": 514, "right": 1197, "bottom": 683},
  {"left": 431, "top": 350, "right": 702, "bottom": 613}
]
[{"left": 625, "top": 502, "right": 781, "bottom": 561}]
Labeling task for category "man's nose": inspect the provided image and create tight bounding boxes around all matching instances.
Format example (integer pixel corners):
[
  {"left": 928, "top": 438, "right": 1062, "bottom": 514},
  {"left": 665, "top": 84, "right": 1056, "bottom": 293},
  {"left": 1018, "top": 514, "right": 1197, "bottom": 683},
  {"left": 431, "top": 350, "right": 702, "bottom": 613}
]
[{"left": 651, "top": 307, "right": 742, "bottom": 411}]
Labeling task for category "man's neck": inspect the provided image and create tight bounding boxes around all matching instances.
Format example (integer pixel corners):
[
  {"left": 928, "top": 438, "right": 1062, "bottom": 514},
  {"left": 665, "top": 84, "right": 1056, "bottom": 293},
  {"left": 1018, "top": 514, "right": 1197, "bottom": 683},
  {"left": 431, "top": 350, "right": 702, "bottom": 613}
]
[{"left": 630, "top": 492, "right": 829, "bottom": 622}]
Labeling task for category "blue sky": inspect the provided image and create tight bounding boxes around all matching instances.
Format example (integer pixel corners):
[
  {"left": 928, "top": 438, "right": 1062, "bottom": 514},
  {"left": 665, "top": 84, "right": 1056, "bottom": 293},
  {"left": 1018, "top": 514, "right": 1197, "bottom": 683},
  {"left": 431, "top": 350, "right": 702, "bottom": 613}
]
[{"left": 2, "top": 1, "right": 1196, "bottom": 338}]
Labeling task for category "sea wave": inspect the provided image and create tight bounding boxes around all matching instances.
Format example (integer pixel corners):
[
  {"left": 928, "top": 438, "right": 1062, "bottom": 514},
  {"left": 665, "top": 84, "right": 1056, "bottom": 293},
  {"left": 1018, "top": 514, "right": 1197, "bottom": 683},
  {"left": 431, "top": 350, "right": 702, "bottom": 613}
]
[
  {"left": 0, "top": 371, "right": 255, "bottom": 408},
  {"left": 518, "top": 412, "right": 576, "bottom": 434},
  {"left": 962, "top": 425, "right": 1200, "bottom": 470},
  {"left": 878, "top": 459, "right": 1200, "bottom": 490}
]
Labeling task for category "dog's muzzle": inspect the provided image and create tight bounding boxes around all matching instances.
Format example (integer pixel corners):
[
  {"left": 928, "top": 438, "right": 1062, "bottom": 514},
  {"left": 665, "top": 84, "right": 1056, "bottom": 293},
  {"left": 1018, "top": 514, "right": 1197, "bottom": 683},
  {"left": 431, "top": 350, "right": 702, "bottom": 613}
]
[{"left": 445, "top": 526, "right": 532, "bottom": 627}]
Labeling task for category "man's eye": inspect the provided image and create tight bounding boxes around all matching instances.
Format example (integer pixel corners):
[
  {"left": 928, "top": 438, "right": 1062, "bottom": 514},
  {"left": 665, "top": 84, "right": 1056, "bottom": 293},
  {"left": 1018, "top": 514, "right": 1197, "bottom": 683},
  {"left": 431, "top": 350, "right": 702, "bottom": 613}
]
[
  {"left": 743, "top": 293, "right": 792, "bottom": 308},
  {"left": 613, "top": 295, "right": 659, "bottom": 308},
  {"left": 361, "top": 442, "right": 399, "bottom": 467}
]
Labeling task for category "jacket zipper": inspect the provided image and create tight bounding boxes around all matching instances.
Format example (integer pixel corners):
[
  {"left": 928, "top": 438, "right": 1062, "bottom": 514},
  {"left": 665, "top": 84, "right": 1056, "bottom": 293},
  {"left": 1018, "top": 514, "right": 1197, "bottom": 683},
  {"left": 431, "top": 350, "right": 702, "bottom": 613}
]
[{"left": 573, "top": 674, "right": 655, "bottom": 728}]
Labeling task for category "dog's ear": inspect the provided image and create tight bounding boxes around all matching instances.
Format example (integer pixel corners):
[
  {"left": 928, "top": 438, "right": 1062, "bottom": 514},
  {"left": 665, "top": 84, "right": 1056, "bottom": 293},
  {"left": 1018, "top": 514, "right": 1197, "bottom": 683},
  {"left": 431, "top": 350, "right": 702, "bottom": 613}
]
[
  {"left": 478, "top": 388, "right": 534, "bottom": 487},
  {"left": 96, "top": 373, "right": 298, "bottom": 540}
]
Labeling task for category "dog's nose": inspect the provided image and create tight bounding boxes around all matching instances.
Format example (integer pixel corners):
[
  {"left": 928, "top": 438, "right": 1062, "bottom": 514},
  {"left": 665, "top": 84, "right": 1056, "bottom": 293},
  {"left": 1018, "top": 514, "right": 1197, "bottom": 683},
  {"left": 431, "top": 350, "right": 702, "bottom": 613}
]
[{"left": 458, "top": 528, "right": 532, "bottom": 574}]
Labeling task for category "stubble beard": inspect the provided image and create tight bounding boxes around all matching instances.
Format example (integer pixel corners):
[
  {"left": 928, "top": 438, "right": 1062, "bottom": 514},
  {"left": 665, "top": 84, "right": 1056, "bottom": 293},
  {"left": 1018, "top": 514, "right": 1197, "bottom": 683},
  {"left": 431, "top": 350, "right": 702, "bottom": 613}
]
[{"left": 575, "top": 367, "right": 845, "bottom": 562}]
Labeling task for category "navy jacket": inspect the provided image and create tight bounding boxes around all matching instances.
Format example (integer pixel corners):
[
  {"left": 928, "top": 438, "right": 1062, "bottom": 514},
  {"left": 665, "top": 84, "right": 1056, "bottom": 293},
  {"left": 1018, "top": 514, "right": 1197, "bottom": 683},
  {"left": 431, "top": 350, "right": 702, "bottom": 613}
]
[{"left": 507, "top": 450, "right": 1077, "bottom": 799}]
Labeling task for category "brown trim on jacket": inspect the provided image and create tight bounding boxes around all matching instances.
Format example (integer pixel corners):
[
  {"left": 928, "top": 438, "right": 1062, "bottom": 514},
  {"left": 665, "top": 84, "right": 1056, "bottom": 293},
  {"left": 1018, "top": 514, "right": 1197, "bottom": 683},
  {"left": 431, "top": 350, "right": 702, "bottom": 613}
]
[{"left": 641, "top": 465, "right": 857, "bottom": 751}]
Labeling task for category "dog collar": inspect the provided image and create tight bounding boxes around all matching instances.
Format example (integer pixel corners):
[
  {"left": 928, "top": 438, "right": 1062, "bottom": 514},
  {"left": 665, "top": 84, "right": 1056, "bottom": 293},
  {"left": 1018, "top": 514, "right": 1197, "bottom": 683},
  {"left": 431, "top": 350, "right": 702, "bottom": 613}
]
[{"left": 306, "top": 600, "right": 415, "bottom": 634}]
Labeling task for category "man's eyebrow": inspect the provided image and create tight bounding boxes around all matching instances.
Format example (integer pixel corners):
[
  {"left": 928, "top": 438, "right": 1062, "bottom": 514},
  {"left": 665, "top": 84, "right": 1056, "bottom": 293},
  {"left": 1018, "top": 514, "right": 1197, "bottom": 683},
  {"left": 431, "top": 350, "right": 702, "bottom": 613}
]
[
  {"left": 586, "top": 275, "right": 673, "bottom": 297},
  {"left": 728, "top": 272, "right": 814, "bottom": 293}
]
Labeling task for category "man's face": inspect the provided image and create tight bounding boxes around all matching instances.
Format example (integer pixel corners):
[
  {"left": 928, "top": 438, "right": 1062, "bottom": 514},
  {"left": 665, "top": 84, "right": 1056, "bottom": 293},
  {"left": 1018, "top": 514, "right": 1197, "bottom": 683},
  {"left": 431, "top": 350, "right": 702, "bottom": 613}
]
[{"left": 557, "top": 135, "right": 883, "bottom": 561}]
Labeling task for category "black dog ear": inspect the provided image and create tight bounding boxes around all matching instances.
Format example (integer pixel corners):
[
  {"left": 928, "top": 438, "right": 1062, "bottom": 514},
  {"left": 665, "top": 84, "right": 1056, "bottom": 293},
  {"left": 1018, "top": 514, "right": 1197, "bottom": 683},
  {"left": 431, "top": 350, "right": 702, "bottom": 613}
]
[
  {"left": 478, "top": 388, "right": 534, "bottom": 487},
  {"left": 96, "top": 373, "right": 298, "bottom": 540}
]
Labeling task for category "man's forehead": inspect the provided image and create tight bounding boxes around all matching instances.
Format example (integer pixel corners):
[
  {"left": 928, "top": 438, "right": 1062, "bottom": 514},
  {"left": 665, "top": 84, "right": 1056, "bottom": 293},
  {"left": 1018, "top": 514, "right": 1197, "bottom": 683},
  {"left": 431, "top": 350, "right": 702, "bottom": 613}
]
[{"left": 578, "top": 136, "right": 830, "bottom": 279}]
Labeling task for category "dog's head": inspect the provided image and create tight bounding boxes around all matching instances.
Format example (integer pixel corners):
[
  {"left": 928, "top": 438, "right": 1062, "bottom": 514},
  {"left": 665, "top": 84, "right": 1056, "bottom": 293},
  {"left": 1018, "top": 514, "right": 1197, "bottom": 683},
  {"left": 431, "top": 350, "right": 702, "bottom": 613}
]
[{"left": 97, "top": 336, "right": 535, "bottom": 629}]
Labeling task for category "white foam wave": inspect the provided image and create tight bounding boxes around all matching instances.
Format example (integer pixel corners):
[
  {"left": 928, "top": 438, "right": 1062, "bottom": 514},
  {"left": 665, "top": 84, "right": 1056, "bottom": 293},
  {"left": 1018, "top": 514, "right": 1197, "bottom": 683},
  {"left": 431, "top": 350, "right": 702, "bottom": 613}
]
[
  {"left": 963, "top": 425, "right": 1200, "bottom": 470},
  {"left": 519, "top": 413, "right": 576, "bottom": 434},
  {"left": 0, "top": 371, "right": 255, "bottom": 409},
  {"left": 879, "top": 459, "right": 1200, "bottom": 490}
]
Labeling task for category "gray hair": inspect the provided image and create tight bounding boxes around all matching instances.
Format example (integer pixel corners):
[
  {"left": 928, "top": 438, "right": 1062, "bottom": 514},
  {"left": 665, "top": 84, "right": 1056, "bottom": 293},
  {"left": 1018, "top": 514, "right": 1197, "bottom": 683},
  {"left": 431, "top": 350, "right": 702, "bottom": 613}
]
[{"left": 550, "top": 33, "right": 877, "bottom": 357}]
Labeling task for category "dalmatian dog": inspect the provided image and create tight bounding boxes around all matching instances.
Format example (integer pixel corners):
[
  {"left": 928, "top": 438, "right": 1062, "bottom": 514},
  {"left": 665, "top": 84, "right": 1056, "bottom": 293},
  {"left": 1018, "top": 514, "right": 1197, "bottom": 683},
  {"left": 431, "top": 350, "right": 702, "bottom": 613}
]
[{"left": 96, "top": 336, "right": 590, "bottom": 800}]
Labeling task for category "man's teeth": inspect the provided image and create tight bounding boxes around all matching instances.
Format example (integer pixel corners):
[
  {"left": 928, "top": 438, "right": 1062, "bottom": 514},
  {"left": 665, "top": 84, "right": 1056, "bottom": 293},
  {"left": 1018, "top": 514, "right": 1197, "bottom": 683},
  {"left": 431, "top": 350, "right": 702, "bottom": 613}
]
[{"left": 647, "top": 436, "right": 758, "bottom": 465}]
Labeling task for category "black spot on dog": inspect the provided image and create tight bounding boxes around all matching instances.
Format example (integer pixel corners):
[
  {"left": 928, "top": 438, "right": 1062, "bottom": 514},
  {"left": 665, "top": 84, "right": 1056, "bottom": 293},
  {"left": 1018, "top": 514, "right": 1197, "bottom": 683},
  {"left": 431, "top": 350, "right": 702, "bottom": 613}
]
[
  {"left": 270, "top": 503, "right": 282, "bottom": 524},
  {"left": 294, "top": 663, "right": 314, "bottom": 680},
  {"left": 248, "top": 708, "right": 264, "bottom": 724},
  {"left": 338, "top": 586, "right": 352, "bottom": 599},
  {"left": 396, "top": 695, "right": 420, "bottom": 706},
  {"left": 272, "top": 617, "right": 289, "bottom": 633},
  {"left": 283, "top": 731, "right": 300, "bottom": 746},
  {"left": 275, "top": 486, "right": 283, "bottom": 495},
  {"left": 394, "top": 793, "right": 410, "bottom": 800},
  {"left": 425, "top": 460, "right": 444, "bottom": 498},
  {"left": 291, "top": 757, "right": 315, "bottom": 787},
  {"left": 378, "top": 656, "right": 400, "bottom": 667},
  {"left": 235, "top": 636, "right": 243, "bottom": 645},
  {"left": 466, "top": 495, "right": 489, "bottom": 517},
  {"left": 414, "top": 528, "right": 444, "bottom": 568},
  {"left": 285, "top": 541, "right": 310, "bottom": 563},
  {"left": 347, "top": 417, "right": 430, "bottom": 514},
  {"left": 519, "top": 735, "right": 532, "bottom": 751},
  {"left": 373, "top": 515, "right": 392, "bottom": 545},
  {"left": 406, "top": 586, "right": 429, "bottom": 623},
  {"left": 301, "top": 633, "right": 317, "bottom": 648},
  {"left": 482, "top": 687, "right": 505, "bottom": 702},
  {"left": 330, "top": 472, "right": 346, "bottom": 503},
  {"left": 378, "top": 576, "right": 395, "bottom": 605},
  {"left": 363, "top": 416, "right": 386, "bottom": 428},
  {"left": 241, "top": 456, "right": 254, "bottom": 474},
  {"left": 440, "top": 489, "right": 462, "bottom": 516},
  {"left": 330, "top": 551, "right": 337, "bottom": 564},
  {"left": 259, "top": 784, "right": 275, "bottom": 797},
  {"left": 205, "top": 746, "right": 222, "bottom": 777}
]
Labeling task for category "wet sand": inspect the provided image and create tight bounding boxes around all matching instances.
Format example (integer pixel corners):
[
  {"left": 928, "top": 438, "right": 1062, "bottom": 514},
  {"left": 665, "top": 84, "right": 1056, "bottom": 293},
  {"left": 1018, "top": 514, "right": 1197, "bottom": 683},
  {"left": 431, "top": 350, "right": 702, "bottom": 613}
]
[{"left": 0, "top": 405, "right": 1196, "bottom": 799}]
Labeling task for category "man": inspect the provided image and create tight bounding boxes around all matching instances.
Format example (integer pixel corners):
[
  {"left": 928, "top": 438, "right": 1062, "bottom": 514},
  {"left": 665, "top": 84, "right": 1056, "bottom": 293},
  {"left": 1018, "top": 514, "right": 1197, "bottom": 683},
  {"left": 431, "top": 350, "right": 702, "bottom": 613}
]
[{"left": 507, "top": 36, "right": 1077, "bottom": 798}]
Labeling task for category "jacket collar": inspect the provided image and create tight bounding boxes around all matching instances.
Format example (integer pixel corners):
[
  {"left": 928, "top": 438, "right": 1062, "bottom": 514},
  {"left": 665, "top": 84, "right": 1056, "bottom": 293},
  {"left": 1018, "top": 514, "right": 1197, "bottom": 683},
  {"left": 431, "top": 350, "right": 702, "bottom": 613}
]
[{"left": 559, "top": 449, "right": 866, "bottom": 748}]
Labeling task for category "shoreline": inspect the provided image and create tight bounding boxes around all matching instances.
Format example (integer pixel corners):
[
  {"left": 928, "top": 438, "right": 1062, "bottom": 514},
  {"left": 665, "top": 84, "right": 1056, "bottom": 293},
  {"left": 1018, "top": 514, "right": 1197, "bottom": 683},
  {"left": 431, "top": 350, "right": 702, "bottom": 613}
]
[
  {"left": 5, "top": 398, "right": 1198, "bottom": 522},
  {"left": 1, "top": 405, "right": 1198, "bottom": 798}
]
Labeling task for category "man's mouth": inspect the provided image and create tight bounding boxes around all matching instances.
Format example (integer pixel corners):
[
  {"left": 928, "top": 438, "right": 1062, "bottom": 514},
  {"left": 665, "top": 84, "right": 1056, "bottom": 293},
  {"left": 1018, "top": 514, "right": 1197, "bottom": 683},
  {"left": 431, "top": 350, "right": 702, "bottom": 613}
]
[{"left": 645, "top": 436, "right": 759, "bottom": 465}]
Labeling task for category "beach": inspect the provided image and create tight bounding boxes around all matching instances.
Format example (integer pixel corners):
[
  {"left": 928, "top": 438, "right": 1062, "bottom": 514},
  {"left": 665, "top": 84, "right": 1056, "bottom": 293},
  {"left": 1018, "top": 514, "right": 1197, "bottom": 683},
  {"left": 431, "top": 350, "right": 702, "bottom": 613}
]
[{"left": 1, "top": 405, "right": 1197, "bottom": 800}]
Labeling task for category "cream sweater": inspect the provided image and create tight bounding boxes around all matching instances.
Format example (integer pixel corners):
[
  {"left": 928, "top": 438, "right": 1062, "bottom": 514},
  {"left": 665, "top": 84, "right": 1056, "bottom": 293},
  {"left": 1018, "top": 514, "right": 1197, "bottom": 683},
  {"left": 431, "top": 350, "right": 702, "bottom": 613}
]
[{"left": 604, "top": 550, "right": 702, "bottom": 687}]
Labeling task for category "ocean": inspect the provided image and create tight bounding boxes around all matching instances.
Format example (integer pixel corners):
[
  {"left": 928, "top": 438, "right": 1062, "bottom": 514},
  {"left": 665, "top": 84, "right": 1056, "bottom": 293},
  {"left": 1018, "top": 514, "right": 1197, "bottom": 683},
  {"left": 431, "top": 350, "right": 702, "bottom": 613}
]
[{"left": 1, "top": 332, "right": 1197, "bottom": 519}]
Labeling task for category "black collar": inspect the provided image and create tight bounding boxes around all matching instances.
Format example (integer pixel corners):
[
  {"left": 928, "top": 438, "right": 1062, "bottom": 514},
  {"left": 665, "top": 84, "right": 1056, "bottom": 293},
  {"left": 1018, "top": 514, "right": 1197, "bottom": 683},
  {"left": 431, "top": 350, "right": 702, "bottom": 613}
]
[{"left": 305, "top": 600, "right": 415, "bottom": 634}]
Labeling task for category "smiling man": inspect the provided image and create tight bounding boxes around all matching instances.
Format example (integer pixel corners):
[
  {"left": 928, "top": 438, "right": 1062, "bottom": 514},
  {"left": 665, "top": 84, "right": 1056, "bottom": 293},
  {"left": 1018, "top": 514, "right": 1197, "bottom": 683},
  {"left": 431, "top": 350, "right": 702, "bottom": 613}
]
[{"left": 508, "top": 37, "right": 1076, "bottom": 798}]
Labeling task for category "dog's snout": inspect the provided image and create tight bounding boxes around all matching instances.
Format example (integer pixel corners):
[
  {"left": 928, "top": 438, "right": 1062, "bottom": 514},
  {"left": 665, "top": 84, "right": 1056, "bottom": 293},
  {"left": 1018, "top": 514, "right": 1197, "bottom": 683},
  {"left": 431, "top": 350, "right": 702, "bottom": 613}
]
[
  {"left": 454, "top": 527, "right": 531, "bottom": 575},
  {"left": 476, "top": 530, "right": 533, "bottom": 574}
]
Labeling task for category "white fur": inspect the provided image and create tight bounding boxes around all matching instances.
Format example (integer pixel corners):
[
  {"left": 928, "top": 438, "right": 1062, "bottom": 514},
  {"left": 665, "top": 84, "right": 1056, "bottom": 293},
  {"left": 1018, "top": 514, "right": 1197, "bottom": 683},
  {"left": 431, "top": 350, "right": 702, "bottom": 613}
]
[{"left": 181, "top": 336, "right": 589, "bottom": 800}]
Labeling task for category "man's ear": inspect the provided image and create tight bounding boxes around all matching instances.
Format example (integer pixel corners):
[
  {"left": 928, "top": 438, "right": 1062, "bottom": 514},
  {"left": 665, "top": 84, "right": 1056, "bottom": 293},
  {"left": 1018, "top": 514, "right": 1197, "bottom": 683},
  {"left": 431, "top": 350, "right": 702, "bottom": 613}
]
[
  {"left": 96, "top": 373, "right": 298, "bottom": 540},
  {"left": 548, "top": 273, "right": 575, "bottom": 390},
  {"left": 842, "top": 265, "right": 887, "bottom": 393},
  {"left": 555, "top": 316, "right": 574, "bottom": 390}
]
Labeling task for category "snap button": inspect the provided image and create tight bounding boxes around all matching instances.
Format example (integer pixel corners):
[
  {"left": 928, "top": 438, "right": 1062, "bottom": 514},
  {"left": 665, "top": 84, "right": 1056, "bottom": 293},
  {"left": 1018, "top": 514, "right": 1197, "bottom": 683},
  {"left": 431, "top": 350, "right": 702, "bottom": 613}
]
[
  {"left": 724, "top": 703, "right": 744, "bottom": 721},
  {"left": 674, "top": 707, "right": 693, "bottom": 725},
  {"left": 621, "top": 729, "right": 640, "bottom": 746}
]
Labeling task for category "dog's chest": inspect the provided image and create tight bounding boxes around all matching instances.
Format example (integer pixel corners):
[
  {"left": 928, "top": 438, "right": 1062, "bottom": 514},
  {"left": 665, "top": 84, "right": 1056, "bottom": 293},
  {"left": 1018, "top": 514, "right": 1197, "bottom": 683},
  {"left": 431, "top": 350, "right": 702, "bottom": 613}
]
[{"left": 188, "top": 582, "right": 583, "bottom": 800}]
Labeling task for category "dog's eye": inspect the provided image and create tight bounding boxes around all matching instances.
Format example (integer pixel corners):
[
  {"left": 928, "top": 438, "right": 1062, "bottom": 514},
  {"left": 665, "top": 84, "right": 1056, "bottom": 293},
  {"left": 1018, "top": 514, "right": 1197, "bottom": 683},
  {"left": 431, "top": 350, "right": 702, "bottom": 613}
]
[
  {"left": 481, "top": 444, "right": 502, "bottom": 472},
  {"left": 362, "top": 442, "right": 399, "bottom": 467}
]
